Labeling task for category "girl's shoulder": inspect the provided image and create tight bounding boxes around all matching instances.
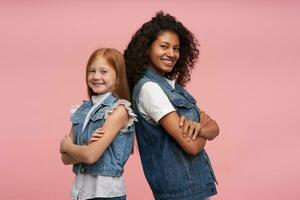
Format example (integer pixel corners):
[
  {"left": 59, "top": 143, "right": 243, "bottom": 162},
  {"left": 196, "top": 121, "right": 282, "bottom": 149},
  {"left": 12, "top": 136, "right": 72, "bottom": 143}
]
[
  {"left": 70, "top": 100, "right": 91, "bottom": 115},
  {"left": 105, "top": 99, "right": 137, "bottom": 130}
]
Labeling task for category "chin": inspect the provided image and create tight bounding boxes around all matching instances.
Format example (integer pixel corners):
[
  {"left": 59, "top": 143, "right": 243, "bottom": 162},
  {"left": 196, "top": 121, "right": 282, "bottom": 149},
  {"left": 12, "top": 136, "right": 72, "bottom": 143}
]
[
  {"left": 164, "top": 67, "right": 173, "bottom": 73},
  {"left": 92, "top": 90, "right": 103, "bottom": 94}
]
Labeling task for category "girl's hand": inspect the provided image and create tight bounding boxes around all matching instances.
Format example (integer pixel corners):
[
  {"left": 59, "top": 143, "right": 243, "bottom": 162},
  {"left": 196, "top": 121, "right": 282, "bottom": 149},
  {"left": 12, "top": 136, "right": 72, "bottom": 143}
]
[
  {"left": 88, "top": 128, "right": 105, "bottom": 144},
  {"left": 60, "top": 135, "right": 72, "bottom": 153},
  {"left": 179, "top": 115, "right": 202, "bottom": 142}
]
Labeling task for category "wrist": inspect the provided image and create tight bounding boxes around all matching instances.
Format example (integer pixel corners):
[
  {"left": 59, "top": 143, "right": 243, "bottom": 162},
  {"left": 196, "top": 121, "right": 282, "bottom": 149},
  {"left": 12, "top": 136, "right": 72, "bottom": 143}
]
[
  {"left": 63, "top": 142, "right": 73, "bottom": 153},
  {"left": 198, "top": 127, "right": 207, "bottom": 139}
]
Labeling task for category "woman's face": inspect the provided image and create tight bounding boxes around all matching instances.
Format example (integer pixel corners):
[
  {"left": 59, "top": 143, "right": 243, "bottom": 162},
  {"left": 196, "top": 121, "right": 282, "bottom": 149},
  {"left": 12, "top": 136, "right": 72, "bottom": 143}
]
[{"left": 148, "top": 31, "right": 180, "bottom": 75}]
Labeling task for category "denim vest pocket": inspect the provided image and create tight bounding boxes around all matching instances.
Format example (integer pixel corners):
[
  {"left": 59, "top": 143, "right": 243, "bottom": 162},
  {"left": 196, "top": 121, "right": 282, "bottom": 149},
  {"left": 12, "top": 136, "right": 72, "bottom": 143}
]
[
  {"left": 172, "top": 98, "right": 193, "bottom": 109},
  {"left": 172, "top": 98, "right": 199, "bottom": 121},
  {"left": 90, "top": 112, "right": 105, "bottom": 121},
  {"left": 70, "top": 114, "right": 82, "bottom": 124}
]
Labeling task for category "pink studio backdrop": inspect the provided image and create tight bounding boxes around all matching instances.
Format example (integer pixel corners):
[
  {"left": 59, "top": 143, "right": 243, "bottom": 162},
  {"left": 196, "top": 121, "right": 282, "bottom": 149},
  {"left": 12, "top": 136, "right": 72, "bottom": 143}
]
[{"left": 1, "top": 1, "right": 299, "bottom": 199}]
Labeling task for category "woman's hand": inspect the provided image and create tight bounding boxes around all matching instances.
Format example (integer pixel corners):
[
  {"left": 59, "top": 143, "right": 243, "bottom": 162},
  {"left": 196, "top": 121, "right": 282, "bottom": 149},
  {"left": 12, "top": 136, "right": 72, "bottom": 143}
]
[
  {"left": 160, "top": 112, "right": 207, "bottom": 155},
  {"left": 60, "top": 135, "right": 73, "bottom": 153},
  {"left": 199, "top": 111, "right": 219, "bottom": 140},
  {"left": 179, "top": 111, "right": 213, "bottom": 141},
  {"left": 179, "top": 115, "right": 202, "bottom": 142},
  {"left": 88, "top": 128, "right": 105, "bottom": 144}
]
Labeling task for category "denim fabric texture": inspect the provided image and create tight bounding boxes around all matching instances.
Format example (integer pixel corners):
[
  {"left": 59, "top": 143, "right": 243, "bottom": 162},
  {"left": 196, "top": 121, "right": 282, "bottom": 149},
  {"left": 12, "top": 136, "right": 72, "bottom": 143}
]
[
  {"left": 132, "top": 68, "right": 217, "bottom": 200},
  {"left": 71, "top": 94, "right": 135, "bottom": 177}
]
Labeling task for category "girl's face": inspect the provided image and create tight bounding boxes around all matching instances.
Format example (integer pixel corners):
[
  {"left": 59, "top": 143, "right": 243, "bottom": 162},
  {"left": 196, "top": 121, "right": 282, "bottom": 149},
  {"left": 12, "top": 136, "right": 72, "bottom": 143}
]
[
  {"left": 87, "top": 56, "right": 116, "bottom": 95},
  {"left": 148, "top": 31, "right": 180, "bottom": 75}
]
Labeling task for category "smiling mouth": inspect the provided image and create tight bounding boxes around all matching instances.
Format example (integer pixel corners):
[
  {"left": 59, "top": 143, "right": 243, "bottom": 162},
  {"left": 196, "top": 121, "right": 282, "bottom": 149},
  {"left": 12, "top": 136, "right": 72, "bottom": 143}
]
[
  {"left": 161, "top": 59, "right": 175, "bottom": 66},
  {"left": 92, "top": 83, "right": 105, "bottom": 86}
]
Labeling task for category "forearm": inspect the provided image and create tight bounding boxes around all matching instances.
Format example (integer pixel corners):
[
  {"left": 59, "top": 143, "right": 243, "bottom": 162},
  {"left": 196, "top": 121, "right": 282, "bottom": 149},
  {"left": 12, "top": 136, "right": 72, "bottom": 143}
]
[
  {"left": 64, "top": 106, "right": 128, "bottom": 164},
  {"left": 200, "top": 120, "right": 219, "bottom": 141},
  {"left": 64, "top": 144, "right": 97, "bottom": 164},
  {"left": 188, "top": 136, "right": 206, "bottom": 154},
  {"left": 160, "top": 111, "right": 207, "bottom": 155},
  {"left": 61, "top": 152, "right": 80, "bottom": 165},
  {"left": 61, "top": 127, "right": 82, "bottom": 165}
]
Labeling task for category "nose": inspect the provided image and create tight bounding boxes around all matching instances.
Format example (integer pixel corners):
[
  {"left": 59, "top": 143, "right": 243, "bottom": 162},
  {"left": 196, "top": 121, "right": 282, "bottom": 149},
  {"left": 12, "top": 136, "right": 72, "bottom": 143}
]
[
  {"left": 93, "top": 71, "right": 101, "bottom": 80},
  {"left": 166, "top": 48, "right": 176, "bottom": 58}
]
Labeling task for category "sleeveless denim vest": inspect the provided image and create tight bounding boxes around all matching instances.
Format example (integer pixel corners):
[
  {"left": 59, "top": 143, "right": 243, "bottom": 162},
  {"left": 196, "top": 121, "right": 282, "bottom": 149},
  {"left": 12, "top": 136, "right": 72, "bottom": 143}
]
[
  {"left": 71, "top": 94, "right": 135, "bottom": 177},
  {"left": 132, "top": 68, "right": 217, "bottom": 200}
]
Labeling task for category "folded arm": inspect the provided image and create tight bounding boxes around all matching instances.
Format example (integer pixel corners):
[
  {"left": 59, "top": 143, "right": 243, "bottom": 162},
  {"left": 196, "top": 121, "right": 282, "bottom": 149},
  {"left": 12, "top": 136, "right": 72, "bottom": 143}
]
[
  {"left": 198, "top": 111, "right": 219, "bottom": 141},
  {"left": 159, "top": 111, "right": 206, "bottom": 155},
  {"left": 61, "top": 153, "right": 80, "bottom": 165},
  {"left": 60, "top": 105, "right": 129, "bottom": 164},
  {"left": 60, "top": 127, "right": 80, "bottom": 165}
]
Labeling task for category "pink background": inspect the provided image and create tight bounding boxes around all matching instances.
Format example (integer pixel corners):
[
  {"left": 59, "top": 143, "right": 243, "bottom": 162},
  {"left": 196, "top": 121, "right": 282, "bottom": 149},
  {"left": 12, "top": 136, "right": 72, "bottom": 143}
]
[{"left": 1, "top": 1, "right": 299, "bottom": 199}]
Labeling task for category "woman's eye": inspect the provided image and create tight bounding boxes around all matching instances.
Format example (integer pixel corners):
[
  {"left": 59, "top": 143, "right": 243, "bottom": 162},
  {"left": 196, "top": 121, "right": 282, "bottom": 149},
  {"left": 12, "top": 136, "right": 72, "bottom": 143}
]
[{"left": 160, "top": 45, "right": 168, "bottom": 49}]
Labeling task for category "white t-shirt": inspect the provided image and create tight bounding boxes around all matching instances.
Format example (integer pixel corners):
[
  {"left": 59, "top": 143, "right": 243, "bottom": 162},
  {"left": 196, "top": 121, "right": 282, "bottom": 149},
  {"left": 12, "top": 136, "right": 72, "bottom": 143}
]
[{"left": 137, "top": 78, "right": 176, "bottom": 124}]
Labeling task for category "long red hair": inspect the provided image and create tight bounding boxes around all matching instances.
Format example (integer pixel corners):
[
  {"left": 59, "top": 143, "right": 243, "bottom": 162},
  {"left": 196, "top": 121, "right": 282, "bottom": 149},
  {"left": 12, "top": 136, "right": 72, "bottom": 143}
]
[{"left": 86, "top": 48, "right": 130, "bottom": 100}]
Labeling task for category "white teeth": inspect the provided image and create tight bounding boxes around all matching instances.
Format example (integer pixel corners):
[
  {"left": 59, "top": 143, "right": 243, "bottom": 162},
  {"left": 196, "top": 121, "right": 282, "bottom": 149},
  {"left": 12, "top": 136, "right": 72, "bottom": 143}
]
[
  {"left": 162, "top": 60, "right": 173, "bottom": 65},
  {"left": 93, "top": 83, "right": 104, "bottom": 86},
  {"left": 162, "top": 58, "right": 174, "bottom": 62}
]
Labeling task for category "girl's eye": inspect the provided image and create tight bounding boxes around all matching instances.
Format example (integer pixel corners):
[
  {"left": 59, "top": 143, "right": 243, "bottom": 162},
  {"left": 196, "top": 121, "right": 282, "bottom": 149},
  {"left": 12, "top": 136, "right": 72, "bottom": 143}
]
[
  {"left": 160, "top": 45, "right": 168, "bottom": 49},
  {"left": 101, "top": 70, "right": 107, "bottom": 74},
  {"left": 88, "top": 70, "right": 96, "bottom": 73}
]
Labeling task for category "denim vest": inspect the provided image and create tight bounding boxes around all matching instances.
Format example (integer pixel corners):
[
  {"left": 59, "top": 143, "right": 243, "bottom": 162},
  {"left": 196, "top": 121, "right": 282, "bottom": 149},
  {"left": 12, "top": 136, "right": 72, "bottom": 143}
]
[
  {"left": 71, "top": 94, "right": 135, "bottom": 177},
  {"left": 132, "top": 68, "right": 217, "bottom": 200}
]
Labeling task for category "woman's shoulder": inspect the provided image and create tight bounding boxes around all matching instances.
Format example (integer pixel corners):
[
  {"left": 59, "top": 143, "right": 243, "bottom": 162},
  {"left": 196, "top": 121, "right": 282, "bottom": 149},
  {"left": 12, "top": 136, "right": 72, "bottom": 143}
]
[{"left": 141, "top": 81, "right": 161, "bottom": 91}]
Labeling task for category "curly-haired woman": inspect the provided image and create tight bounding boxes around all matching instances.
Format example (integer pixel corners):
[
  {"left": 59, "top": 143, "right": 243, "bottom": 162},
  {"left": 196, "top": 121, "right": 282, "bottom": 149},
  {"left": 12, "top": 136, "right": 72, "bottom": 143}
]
[{"left": 124, "top": 11, "right": 219, "bottom": 200}]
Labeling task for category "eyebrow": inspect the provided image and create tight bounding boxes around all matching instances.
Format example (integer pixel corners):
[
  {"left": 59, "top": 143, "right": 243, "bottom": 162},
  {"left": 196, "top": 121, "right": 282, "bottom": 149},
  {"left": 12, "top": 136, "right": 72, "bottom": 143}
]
[{"left": 160, "top": 41, "right": 180, "bottom": 46}]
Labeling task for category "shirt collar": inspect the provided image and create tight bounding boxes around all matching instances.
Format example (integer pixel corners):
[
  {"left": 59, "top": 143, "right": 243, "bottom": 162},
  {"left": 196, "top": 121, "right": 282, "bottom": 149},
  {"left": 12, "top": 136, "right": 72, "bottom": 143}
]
[{"left": 91, "top": 92, "right": 111, "bottom": 105}]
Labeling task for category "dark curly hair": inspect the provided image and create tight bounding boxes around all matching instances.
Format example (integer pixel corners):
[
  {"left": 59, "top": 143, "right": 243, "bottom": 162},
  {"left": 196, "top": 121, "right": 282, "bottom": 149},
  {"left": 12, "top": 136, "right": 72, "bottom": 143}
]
[{"left": 124, "top": 11, "right": 200, "bottom": 93}]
